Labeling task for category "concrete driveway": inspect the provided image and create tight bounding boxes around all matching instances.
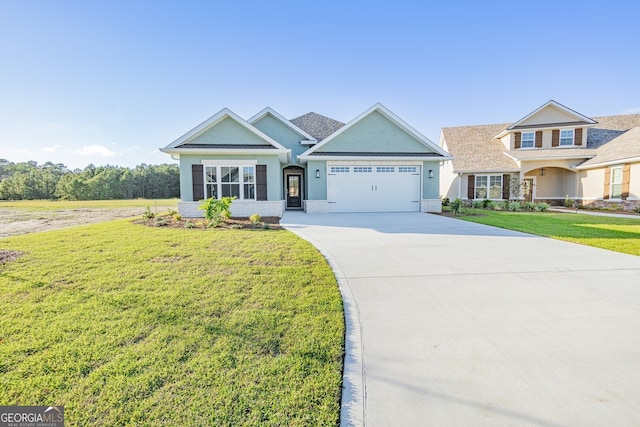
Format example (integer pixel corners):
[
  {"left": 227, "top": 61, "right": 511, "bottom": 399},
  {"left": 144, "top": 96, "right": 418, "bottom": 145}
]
[{"left": 281, "top": 212, "right": 640, "bottom": 427}]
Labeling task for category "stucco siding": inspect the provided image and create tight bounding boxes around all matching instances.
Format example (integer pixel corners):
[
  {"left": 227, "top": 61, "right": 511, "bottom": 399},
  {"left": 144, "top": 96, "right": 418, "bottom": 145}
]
[
  {"left": 306, "top": 160, "right": 327, "bottom": 200},
  {"left": 580, "top": 168, "right": 605, "bottom": 200},
  {"left": 192, "top": 117, "right": 272, "bottom": 146},
  {"left": 530, "top": 168, "right": 578, "bottom": 198},
  {"left": 422, "top": 161, "right": 440, "bottom": 199},
  {"left": 316, "top": 111, "right": 432, "bottom": 153},
  {"left": 630, "top": 163, "right": 640, "bottom": 200}
]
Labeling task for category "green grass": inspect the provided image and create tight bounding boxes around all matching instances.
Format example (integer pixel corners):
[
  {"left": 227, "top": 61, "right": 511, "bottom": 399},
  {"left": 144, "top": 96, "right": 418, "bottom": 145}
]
[
  {"left": 0, "top": 199, "right": 178, "bottom": 211},
  {"left": 455, "top": 209, "right": 640, "bottom": 255},
  {"left": 0, "top": 220, "right": 344, "bottom": 426}
]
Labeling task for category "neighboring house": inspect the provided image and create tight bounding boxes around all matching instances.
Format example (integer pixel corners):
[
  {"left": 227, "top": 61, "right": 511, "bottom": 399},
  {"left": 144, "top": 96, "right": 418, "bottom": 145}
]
[
  {"left": 440, "top": 100, "right": 640, "bottom": 210},
  {"left": 161, "top": 103, "right": 451, "bottom": 217}
]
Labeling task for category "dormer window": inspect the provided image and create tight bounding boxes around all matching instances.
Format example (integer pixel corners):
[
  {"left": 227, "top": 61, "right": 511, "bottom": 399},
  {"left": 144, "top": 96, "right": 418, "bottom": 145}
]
[
  {"left": 521, "top": 132, "right": 535, "bottom": 148},
  {"left": 559, "top": 129, "right": 574, "bottom": 146}
]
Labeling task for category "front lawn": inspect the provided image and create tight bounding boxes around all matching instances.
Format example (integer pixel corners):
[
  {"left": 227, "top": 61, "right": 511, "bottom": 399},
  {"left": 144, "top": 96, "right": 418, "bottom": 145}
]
[
  {"left": 454, "top": 210, "right": 640, "bottom": 256},
  {"left": 0, "top": 220, "right": 344, "bottom": 426}
]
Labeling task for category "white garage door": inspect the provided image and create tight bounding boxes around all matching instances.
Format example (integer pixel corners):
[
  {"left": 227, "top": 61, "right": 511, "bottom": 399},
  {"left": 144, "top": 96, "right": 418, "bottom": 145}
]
[{"left": 327, "top": 165, "right": 421, "bottom": 213}]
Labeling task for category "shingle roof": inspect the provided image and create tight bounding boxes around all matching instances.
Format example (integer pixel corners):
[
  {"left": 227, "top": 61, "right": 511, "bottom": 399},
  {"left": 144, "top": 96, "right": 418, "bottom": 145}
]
[
  {"left": 587, "top": 114, "right": 640, "bottom": 148},
  {"left": 441, "top": 123, "right": 520, "bottom": 172},
  {"left": 443, "top": 113, "right": 640, "bottom": 172},
  {"left": 290, "top": 112, "right": 344, "bottom": 141},
  {"left": 580, "top": 125, "right": 640, "bottom": 167}
]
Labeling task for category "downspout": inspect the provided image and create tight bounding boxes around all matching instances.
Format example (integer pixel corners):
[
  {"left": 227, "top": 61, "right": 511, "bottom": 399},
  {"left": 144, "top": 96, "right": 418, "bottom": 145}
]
[{"left": 457, "top": 173, "right": 462, "bottom": 199}]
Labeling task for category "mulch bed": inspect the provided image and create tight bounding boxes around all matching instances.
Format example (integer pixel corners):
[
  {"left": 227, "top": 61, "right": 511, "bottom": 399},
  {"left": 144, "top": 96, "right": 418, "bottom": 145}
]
[
  {"left": 0, "top": 250, "right": 23, "bottom": 265},
  {"left": 133, "top": 215, "right": 282, "bottom": 230}
]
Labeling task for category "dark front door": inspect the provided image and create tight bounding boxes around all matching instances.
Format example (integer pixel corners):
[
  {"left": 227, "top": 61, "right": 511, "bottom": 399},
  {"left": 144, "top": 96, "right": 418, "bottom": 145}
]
[{"left": 287, "top": 174, "right": 302, "bottom": 208}]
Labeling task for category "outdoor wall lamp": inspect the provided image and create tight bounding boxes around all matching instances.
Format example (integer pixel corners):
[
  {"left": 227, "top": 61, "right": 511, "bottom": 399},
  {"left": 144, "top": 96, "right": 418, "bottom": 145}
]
[
  {"left": 428, "top": 169, "right": 434, "bottom": 178},
  {"left": 316, "top": 169, "right": 320, "bottom": 179},
  {"left": 540, "top": 168, "right": 546, "bottom": 176}
]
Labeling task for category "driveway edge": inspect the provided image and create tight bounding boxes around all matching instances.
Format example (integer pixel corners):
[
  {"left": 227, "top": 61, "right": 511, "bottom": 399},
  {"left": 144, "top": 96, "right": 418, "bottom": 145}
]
[{"left": 281, "top": 221, "right": 366, "bottom": 427}]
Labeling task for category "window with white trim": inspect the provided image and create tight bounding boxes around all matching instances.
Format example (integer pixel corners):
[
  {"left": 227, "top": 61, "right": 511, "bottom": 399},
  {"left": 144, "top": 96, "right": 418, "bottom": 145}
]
[
  {"left": 376, "top": 167, "right": 395, "bottom": 173},
  {"left": 560, "top": 129, "right": 574, "bottom": 146},
  {"left": 610, "top": 166, "right": 623, "bottom": 199},
  {"left": 330, "top": 166, "right": 349, "bottom": 173},
  {"left": 521, "top": 132, "right": 535, "bottom": 148},
  {"left": 475, "top": 175, "right": 502, "bottom": 199},
  {"left": 398, "top": 166, "right": 417, "bottom": 173},
  {"left": 205, "top": 165, "right": 255, "bottom": 200},
  {"left": 353, "top": 167, "right": 372, "bottom": 173}
]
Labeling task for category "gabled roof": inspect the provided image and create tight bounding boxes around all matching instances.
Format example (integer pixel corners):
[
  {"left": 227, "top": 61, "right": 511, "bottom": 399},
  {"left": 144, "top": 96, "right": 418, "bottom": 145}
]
[
  {"left": 161, "top": 108, "right": 290, "bottom": 162},
  {"left": 494, "top": 100, "right": 598, "bottom": 138},
  {"left": 507, "top": 100, "right": 597, "bottom": 130},
  {"left": 299, "top": 103, "right": 451, "bottom": 162},
  {"left": 442, "top": 113, "right": 640, "bottom": 173},
  {"left": 248, "top": 107, "right": 317, "bottom": 143},
  {"left": 290, "top": 112, "right": 345, "bottom": 141}
]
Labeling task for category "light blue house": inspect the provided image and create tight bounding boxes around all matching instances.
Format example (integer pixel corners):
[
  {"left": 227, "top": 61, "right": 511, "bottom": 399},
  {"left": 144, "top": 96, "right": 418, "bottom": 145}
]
[{"left": 161, "top": 103, "right": 452, "bottom": 217}]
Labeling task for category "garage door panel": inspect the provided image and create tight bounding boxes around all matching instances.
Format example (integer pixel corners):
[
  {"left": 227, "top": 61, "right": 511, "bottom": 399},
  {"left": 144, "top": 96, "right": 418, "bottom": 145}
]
[{"left": 327, "top": 165, "right": 421, "bottom": 213}]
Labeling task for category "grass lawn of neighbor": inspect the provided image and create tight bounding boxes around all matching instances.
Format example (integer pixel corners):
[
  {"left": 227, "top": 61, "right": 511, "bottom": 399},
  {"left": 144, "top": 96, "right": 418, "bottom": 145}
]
[
  {"left": 453, "top": 209, "right": 640, "bottom": 256},
  {"left": 0, "top": 217, "right": 344, "bottom": 426}
]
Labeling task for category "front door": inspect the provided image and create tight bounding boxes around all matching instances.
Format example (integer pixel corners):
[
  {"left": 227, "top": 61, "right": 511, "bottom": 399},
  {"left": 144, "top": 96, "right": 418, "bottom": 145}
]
[
  {"left": 286, "top": 174, "right": 302, "bottom": 208},
  {"left": 523, "top": 178, "right": 534, "bottom": 202}
]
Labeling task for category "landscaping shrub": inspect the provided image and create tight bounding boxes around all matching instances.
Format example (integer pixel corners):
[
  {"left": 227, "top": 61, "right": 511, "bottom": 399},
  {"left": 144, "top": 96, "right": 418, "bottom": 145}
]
[
  {"left": 249, "top": 213, "right": 261, "bottom": 225},
  {"left": 472, "top": 200, "right": 484, "bottom": 209},
  {"left": 451, "top": 198, "right": 463, "bottom": 215},
  {"left": 523, "top": 201, "right": 537, "bottom": 211},
  {"left": 441, "top": 197, "right": 450, "bottom": 207},
  {"left": 508, "top": 201, "right": 522, "bottom": 211},
  {"left": 199, "top": 197, "right": 234, "bottom": 227},
  {"left": 536, "top": 202, "right": 550, "bottom": 212}
]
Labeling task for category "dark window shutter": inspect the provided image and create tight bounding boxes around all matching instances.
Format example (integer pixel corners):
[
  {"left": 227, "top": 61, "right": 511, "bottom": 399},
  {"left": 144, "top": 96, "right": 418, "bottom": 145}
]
[
  {"left": 502, "top": 174, "right": 510, "bottom": 199},
  {"left": 552, "top": 130, "right": 560, "bottom": 147},
  {"left": 622, "top": 164, "right": 631, "bottom": 199},
  {"left": 256, "top": 165, "right": 267, "bottom": 201},
  {"left": 467, "top": 175, "right": 475, "bottom": 199},
  {"left": 574, "top": 128, "right": 583, "bottom": 146},
  {"left": 535, "top": 131, "right": 543, "bottom": 148},
  {"left": 192, "top": 164, "right": 204, "bottom": 201},
  {"left": 603, "top": 168, "right": 611, "bottom": 199},
  {"left": 514, "top": 132, "right": 521, "bottom": 149}
]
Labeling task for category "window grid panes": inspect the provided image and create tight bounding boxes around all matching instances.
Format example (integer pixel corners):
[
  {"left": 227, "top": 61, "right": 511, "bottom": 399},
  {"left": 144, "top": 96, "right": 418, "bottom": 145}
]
[
  {"left": 489, "top": 176, "right": 502, "bottom": 199},
  {"left": 560, "top": 129, "right": 574, "bottom": 146},
  {"left": 330, "top": 167, "right": 349, "bottom": 173},
  {"left": 204, "top": 165, "right": 255, "bottom": 200},
  {"left": 521, "top": 132, "right": 534, "bottom": 148},
  {"left": 399, "top": 167, "right": 417, "bottom": 173},
  {"left": 475, "top": 175, "right": 502, "bottom": 199},
  {"left": 376, "top": 167, "right": 395, "bottom": 172},
  {"left": 353, "top": 167, "right": 372, "bottom": 173},
  {"left": 611, "top": 167, "right": 623, "bottom": 199}
]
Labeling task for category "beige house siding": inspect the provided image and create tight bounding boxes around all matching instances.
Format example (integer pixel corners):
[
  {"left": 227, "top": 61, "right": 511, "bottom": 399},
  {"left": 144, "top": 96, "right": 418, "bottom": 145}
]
[
  {"left": 526, "top": 168, "right": 578, "bottom": 199},
  {"left": 579, "top": 168, "right": 606, "bottom": 200},
  {"left": 630, "top": 163, "right": 640, "bottom": 200}
]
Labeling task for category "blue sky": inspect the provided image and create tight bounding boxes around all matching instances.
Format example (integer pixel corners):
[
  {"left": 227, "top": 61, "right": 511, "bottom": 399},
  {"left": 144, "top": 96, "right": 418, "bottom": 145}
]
[{"left": 1, "top": 0, "right": 639, "bottom": 169}]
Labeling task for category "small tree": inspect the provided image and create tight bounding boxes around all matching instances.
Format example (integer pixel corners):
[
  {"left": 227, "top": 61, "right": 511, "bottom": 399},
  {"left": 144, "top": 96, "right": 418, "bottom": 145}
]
[
  {"left": 199, "top": 197, "right": 234, "bottom": 227},
  {"left": 508, "top": 176, "right": 525, "bottom": 202}
]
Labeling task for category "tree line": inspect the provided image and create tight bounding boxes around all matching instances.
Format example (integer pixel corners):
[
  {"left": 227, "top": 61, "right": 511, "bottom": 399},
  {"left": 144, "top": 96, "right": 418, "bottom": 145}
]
[{"left": 0, "top": 159, "right": 180, "bottom": 200}]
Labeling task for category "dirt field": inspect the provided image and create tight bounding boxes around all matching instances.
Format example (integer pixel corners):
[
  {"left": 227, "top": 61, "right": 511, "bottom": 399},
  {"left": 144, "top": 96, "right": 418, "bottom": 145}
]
[{"left": 0, "top": 205, "right": 175, "bottom": 238}]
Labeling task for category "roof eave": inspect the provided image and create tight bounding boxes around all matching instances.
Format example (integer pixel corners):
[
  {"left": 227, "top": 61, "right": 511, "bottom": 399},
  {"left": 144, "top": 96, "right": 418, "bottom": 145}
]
[
  {"left": 576, "top": 156, "right": 640, "bottom": 170},
  {"left": 160, "top": 147, "right": 290, "bottom": 163},
  {"left": 298, "top": 154, "right": 453, "bottom": 164}
]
